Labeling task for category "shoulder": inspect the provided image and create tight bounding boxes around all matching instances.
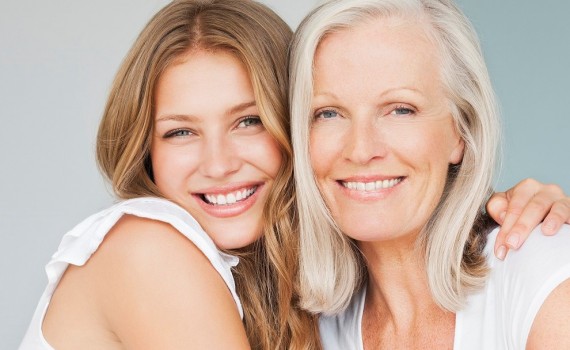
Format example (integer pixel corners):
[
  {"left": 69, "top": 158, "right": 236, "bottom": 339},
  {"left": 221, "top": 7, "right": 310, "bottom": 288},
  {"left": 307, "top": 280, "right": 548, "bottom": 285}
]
[
  {"left": 86, "top": 214, "right": 249, "bottom": 347},
  {"left": 486, "top": 224, "right": 570, "bottom": 348}
]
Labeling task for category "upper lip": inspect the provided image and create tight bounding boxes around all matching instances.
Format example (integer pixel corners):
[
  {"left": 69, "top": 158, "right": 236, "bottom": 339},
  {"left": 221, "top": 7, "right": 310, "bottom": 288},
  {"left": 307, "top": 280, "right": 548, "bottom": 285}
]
[
  {"left": 193, "top": 181, "right": 263, "bottom": 195},
  {"left": 339, "top": 175, "right": 404, "bottom": 182}
]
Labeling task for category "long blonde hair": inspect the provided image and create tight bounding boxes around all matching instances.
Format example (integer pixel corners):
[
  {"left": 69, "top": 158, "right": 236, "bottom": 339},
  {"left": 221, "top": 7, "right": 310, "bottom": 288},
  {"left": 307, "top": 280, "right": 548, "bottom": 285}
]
[
  {"left": 290, "top": 0, "right": 500, "bottom": 314},
  {"left": 97, "top": 0, "right": 319, "bottom": 348}
]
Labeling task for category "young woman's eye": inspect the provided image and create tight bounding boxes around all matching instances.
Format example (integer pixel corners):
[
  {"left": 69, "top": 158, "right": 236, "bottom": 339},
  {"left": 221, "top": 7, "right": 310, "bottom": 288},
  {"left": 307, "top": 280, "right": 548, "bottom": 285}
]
[
  {"left": 163, "top": 129, "right": 194, "bottom": 138},
  {"left": 314, "top": 109, "right": 339, "bottom": 120},
  {"left": 237, "top": 116, "right": 262, "bottom": 128}
]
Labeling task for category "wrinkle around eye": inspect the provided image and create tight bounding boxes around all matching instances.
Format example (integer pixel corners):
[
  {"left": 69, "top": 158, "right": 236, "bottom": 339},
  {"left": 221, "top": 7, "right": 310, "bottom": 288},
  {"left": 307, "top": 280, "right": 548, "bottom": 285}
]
[{"left": 313, "top": 108, "right": 341, "bottom": 121}]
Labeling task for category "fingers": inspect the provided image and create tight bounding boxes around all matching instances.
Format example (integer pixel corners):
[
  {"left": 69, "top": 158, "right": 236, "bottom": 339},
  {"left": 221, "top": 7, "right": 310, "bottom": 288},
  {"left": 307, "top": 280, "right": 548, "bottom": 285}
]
[
  {"left": 486, "top": 192, "right": 508, "bottom": 225},
  {"left": 493, "top": 179, "right": 541, "bottom": 260},
  {"left": 542, "top": 198, "right": 570, "bottom": 235},
  {"left": 503, "top": 187, "right": 562, "bottom": 246}
]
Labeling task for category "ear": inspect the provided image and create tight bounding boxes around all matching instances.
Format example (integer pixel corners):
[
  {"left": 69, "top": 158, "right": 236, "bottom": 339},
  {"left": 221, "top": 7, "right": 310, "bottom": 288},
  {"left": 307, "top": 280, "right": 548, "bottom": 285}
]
[{"left": 449, "top": 137, "right": 465, "bottom": 165}]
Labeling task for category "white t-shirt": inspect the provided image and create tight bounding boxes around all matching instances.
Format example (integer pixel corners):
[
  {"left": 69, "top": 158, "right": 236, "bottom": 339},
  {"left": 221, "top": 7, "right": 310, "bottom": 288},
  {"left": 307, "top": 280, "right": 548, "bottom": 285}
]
[
  {"left": 319, "top": 224, "right": 570, "bottom": 349},
  {"left": 19, "top": 197, "right": 242, "bottom": 350}
]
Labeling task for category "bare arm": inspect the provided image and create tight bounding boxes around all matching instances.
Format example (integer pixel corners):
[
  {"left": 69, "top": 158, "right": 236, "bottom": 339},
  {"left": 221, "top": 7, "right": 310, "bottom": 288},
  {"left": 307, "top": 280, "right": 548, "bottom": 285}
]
[{"left": 97, "top": 215, "right": 250, "bottom": 349}]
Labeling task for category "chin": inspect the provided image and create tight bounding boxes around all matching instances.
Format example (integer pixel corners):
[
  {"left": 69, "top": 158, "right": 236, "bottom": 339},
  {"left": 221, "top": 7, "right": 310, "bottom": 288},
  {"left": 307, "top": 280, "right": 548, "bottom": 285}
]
[{"left": 209, "top": 225, "right": 263, "bottom": 250}]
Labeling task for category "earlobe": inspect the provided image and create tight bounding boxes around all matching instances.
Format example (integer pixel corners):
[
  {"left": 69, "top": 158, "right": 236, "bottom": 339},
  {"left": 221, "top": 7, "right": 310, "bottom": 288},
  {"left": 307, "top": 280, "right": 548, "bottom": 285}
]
[{"left": 449, "top": 138, "right": 465, "bottom": 165}]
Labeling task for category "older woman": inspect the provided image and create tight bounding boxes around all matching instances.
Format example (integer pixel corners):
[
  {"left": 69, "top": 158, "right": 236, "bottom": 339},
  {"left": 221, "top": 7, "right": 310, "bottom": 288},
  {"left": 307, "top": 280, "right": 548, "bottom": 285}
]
[{"left": 291, "top": 0, "right": 570, "bottom": 348}]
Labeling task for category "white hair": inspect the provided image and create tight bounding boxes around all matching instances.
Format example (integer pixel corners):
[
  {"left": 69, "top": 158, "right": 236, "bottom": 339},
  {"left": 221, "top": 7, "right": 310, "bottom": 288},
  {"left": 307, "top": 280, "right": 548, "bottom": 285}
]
[{"left": 290, "top": 0, "right": 501, "bottom": 314}]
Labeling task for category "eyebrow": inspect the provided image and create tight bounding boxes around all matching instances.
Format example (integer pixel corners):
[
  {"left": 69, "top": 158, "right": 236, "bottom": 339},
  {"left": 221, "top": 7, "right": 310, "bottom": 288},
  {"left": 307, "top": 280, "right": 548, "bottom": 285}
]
[
  {"left": 313, "top": 87, "right": 423, "bottom": 100},
  {"left": 227, "top": 101, "right": 256, "bottom": 116},
  {"left": 155, "top": 101, "right": 257, "bottom": 123},
  {"left": 155, "top": 114, "right": 199, "bottom": 123}
]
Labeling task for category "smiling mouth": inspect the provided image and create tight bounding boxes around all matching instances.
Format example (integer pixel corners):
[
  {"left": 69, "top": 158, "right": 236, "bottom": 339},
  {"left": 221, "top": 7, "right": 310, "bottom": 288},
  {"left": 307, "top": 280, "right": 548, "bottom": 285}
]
[
  {"left": 340, "top": 177, "right": 403, "bottom": 191},
  {"left": 200, "top": 186, "right": 259, "bottom": 206}
]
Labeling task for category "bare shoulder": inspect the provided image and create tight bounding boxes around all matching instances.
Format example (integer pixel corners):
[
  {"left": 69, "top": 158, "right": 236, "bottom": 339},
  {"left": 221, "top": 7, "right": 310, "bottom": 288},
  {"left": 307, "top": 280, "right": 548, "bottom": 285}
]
[
  {"left": 47, "top": 214, "right": 249, "bottom": 349},
  {"left": 98, "top": 215, "right": 249, "bottom": 348},
  {"left": 527, "top": 278, "right": 570, "bottom": 349}
]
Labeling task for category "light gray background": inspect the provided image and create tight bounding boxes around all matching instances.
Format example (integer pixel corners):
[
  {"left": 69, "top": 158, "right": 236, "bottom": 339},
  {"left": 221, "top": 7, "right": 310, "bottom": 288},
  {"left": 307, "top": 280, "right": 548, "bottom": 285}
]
[{"left": 1, "top": 0, "right": 568, "bottom": 347}]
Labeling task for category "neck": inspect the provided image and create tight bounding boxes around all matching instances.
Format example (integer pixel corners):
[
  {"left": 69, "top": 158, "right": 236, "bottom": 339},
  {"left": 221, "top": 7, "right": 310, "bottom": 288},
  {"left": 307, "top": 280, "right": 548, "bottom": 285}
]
[{"left": 359, "top": 235, "right": 455, "bottom": 348}]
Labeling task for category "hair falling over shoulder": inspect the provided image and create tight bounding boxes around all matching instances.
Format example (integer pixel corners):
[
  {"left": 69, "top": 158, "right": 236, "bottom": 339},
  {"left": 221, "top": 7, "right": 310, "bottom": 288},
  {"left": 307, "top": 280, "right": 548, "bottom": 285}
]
[{"left": 96, "top": 0, "right": 320, "bottom": 348}]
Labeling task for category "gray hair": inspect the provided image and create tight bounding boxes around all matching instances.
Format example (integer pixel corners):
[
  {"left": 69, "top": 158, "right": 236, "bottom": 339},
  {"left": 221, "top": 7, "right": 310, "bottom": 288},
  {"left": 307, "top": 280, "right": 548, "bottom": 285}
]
[{"left": 290, "top": 0, "right": 500, "bottom": 314}]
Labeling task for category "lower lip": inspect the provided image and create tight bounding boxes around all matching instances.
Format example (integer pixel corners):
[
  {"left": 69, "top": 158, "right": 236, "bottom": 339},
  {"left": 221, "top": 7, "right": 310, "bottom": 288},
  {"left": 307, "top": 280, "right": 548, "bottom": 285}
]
[
  {"left": 193, "top": 185, "right": 263, "bottom": 218},
  {"left": 337, "top": 178, "right": 405, "bottom": 201}
]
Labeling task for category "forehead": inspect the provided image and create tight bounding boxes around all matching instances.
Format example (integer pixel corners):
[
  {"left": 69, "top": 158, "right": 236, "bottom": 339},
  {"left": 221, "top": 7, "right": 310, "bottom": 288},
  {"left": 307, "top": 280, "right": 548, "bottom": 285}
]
[{"left": 313, "top": 16, "right": 443, "bottom": 93}]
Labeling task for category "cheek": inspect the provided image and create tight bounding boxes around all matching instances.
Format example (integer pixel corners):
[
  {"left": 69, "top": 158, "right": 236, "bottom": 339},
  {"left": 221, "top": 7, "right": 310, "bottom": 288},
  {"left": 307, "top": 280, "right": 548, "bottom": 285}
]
[
  {"left": 245, "top": 134, "right": 283, "bottom": 178},
  {"left": 150, "top": 142, "right": 196, "bottom": 192},
  {"left": 309, "top": 127, "right": 340, "bottom": 178}
]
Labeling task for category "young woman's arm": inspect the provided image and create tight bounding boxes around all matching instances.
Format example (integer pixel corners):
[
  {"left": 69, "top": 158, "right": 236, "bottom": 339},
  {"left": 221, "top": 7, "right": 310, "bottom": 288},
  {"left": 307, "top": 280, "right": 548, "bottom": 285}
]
[
  {"left": 104, "top": 216, "right": 249, "bottom": 349},
  {"left": 44, "top": 215, "right": 249, "bottom": 349}
]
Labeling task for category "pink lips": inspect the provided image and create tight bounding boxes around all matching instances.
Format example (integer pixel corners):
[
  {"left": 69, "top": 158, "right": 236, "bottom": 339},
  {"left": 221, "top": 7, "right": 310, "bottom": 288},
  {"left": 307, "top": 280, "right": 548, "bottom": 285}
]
[{"left": 193, "top": 183, "right": 263, "bottom": 218}]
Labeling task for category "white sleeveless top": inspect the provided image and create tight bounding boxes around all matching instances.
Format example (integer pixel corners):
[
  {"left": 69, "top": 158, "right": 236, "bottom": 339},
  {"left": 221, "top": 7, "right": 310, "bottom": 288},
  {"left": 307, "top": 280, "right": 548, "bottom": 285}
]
[
  {"left": 19, "top": 197, "right": 242, "bottom": 350},
  {"left": 319, "top": 224, "right": 570, "bottom": 349}
]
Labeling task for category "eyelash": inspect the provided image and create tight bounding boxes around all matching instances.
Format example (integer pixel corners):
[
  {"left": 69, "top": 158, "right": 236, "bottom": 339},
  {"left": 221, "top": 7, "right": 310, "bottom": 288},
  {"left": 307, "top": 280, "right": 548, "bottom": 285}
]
[
  {"left": 236, "top": 115, "right": 262, "bottom": 128},
  {"left": 313, "top": 105, "right": 415, "bottom": 120},
  {"left": 390, "top": 105, "right": 416, "bottom": 116},
  {"left": 163, "top": 128, "right": 194, "bottom": 138},
  {"left": 313, "top": 108, "right": 340, "bottom": 120}
]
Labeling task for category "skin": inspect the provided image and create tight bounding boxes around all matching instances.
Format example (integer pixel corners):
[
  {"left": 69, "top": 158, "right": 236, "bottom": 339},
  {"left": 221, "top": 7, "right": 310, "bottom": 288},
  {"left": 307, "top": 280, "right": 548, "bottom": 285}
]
[
  {"left": 310, "top": 16, "right": 570, "bottom": 348},
  {"left": 37, "top": 9, "right": 570, "bottom": 350},
  {"left": 152, "top": 50, "right": 282, "bottom": 250},
  {"left": 41, "top": 50, "right": 277, "bottom": 349}
]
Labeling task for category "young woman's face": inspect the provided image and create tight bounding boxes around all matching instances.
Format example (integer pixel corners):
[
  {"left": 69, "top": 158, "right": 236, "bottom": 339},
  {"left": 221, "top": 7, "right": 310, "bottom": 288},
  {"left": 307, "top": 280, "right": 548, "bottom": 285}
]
[
  {"left": 151, "top": 51, "right": 282, "bottom": 249},
  {"left": 309, "top": 18, "right": 464, "bottom": 245}
]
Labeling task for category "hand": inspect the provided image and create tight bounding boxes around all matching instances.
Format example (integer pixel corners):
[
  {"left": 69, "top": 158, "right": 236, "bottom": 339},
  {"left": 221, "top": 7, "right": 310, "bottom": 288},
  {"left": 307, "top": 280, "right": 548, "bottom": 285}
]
[{"left": 487, "top": 178, "right": 570, "bottom": 260}]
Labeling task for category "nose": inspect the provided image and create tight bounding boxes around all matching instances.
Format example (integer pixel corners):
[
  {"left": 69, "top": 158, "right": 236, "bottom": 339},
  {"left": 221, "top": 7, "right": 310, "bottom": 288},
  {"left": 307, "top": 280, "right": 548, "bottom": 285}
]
[
  {"left": 342, "top": 117, "right": 387, "bottom": 164},
  {"left": 199, "top": 135, "right": 241, "bottom": 178}
]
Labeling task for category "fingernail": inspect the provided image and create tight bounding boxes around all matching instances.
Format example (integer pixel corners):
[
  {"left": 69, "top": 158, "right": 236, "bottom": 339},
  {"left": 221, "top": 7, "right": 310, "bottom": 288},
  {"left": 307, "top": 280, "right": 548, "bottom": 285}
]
[
  {"left": 496, "top": 245, "right": 507, "bottom": 260},
  {"left": 507, "top": 234, "right": 520, "bottom": 249},
  {"left": 499, "top": 211, "right": 506, "bottom": 223},
  {"left": 543, "top": 219, "right": 556, "bottom": 234}
]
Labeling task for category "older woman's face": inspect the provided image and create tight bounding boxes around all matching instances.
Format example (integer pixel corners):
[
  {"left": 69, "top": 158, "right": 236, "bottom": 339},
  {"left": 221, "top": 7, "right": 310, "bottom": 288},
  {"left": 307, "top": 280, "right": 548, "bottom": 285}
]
[{"left": 309, "top": 17, "right": 464, "bottom": 244}]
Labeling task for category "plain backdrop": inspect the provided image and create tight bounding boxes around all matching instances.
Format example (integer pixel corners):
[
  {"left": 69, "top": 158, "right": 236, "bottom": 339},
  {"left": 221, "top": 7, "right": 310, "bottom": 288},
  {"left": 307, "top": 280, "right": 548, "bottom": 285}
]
[{"left": 1, "top": 0, "right": 568, "bottom": 347}]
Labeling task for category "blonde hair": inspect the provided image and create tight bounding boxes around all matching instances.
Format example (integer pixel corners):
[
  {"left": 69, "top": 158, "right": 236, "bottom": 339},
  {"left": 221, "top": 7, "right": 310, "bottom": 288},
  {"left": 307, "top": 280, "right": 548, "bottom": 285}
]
[
  {"left": 290, "top": 0, "right": 500, "bottom": 314},
  {"left": 97, "top": 0, "right": 319, "bottom": 348}
]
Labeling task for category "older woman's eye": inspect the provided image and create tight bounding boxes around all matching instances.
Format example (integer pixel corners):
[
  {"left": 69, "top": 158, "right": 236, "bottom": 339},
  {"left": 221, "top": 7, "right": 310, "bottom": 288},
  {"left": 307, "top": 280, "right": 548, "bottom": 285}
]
[
  {"left": 164, "top": 129, "right": 194, "bottom": 138},
  {"left": 237, "top": 116, "right": 262, "bottom": 128},
  {"left": 390, "top": 106, "right": 415, "bottom": 116},
  {"left": 315, "top": 109, "right": 339, "bottom": 120}
]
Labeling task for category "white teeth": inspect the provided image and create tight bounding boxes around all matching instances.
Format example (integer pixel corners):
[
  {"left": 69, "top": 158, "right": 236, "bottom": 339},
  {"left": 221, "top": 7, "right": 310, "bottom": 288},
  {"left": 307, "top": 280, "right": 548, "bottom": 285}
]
[
  {"left": 203, "top": 186, "right": 257, "bottom": 206},
  {"left": 342, "top": 178, "right": 402, "bottom": 192}
]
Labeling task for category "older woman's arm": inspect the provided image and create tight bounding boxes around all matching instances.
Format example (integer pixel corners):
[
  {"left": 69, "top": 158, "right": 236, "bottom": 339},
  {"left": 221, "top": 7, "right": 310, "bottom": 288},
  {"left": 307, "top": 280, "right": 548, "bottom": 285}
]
[{"left": 486, "top": 178, "right": 570, "bottom": 260}]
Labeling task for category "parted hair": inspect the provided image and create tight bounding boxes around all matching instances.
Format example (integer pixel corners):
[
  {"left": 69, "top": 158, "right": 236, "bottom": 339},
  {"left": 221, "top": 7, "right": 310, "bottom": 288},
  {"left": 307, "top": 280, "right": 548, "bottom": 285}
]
[
  {"left": 97, "top": 0, "right": 319, "bottom": 348},
  {"left": 290, "top": 0, "right": 500, "bottom": 314}
]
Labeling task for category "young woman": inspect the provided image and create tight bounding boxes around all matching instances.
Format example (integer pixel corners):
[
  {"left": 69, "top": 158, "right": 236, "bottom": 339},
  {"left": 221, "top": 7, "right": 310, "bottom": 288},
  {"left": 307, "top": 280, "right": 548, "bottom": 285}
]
[
  {"left": 20, "top": 0, "right": 570, "bottom": 349},
  {"left": 20, "top": 1, "right": 317, "bottom": 349}
]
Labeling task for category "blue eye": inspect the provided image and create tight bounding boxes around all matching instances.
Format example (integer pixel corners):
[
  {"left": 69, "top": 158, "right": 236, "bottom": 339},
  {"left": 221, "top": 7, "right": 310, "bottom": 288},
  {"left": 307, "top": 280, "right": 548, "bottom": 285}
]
[
  {"left": 164, "top": 129, "right": 193, "bottom": 138},
  {"left": 391, "top": 107, "right": 414, "bottom": 116},
  {"left": 237, "top": 116, "right": 262, "bottom": 128},
  {"left": 315, "top": 109, "right": 339, "bottom": 120}
]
